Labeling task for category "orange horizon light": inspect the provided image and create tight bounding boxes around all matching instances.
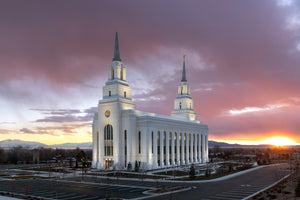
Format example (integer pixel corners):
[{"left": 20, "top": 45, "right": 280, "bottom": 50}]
[{"left": 259, "top": 136, "right": 299, "bottom": 146}]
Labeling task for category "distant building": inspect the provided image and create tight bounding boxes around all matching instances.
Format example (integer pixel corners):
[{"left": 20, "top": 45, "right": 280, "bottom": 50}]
[{"left": 92, "top": 32, "right": 208, "bottom": 170}]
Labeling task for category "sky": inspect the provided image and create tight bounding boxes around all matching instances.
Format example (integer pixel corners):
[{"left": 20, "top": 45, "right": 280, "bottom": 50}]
[{"left": 0, "top": 0, "right": 300, "bottom": 145}]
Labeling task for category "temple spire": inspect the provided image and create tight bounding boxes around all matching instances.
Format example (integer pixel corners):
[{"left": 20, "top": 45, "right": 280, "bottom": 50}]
[
  {"left": 112, "top": 31, "right": 121, "bottom": 61},
  {"left": 181, "top": 55, "right": 187, "bottom": 82}
]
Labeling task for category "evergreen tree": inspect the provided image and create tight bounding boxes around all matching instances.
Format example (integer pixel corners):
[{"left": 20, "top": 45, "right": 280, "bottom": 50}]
[
  {"left": 134, "top": 160, "right": 139, "bottom": 172},
  {"left": 189, "top": 164, "right": 196, "bottom": 179}
]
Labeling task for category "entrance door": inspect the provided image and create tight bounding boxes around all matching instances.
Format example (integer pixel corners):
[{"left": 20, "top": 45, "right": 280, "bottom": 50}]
[{"left": 104, "top": 158, "right": 114, "bottom": 169}]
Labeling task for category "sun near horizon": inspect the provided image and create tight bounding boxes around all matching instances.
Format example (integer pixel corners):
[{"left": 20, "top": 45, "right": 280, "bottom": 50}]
[{"left": 211, "top": 134, "right": 300, "bottom": 146}]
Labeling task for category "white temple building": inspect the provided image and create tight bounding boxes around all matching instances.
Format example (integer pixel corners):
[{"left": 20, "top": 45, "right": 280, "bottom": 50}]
[{"left": 92, "top": 32, "right": 208, "bottom": 170}]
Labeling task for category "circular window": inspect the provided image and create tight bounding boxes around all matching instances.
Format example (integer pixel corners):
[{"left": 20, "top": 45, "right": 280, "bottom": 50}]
[{"left": 105, "top": 110, "right": 110, "bottom": 118}]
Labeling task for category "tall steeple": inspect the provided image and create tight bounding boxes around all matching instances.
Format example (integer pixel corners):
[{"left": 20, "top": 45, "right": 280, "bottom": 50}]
[
  {"left": 104, "top": 31, "right": 135, "bottom": 103},
  {"left": 112, "top": 31, "right": 121, "bottom": 61},
  {"left": 171, "top": 55, "right": 197, "bottom": 121},
  {"left": 181, "top": 55, "right": 187, "bottom": 82}
]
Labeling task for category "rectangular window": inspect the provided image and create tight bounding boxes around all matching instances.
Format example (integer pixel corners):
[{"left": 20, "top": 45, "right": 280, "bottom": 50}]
[
  {"left": 163, "top": 131, "right": 166, "bottom": 155},
  {"left": 124, "top": 130, "right": 127, "bottom": 167},
  {"left": 174, "top": 133, "right": 177, "bottom": 154},
  {"left": 138, "top": 131, "right": 141, "bottom": 154},
  {"left": 169, "top": 132, "right": 172, "bottom": 154},
  {"left": 151, "top": 131, "right": 154, "bottom": 154},
  {"left": 157, "top": 131, "right": 160, "bottom": 166},
  {"left": 201, "top": 134, "right": 203, "bottom": 161}
]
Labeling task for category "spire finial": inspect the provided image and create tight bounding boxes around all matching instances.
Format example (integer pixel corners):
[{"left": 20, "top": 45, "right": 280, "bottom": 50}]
[
  {"left": 112, "top": 31, "right": 121, "bottom": 61},
  {"left": 181, "top": 55, "right": 187, "bottom": 82}
]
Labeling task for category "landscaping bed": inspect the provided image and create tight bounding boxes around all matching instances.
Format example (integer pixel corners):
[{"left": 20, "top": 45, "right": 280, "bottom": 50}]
[{"left": 154, "top": 170, "right": 189, "bottom": 176}]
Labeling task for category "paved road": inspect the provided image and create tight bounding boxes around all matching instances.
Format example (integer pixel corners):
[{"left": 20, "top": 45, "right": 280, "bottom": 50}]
[
  {"left": 0, "top": 164, "right": 290, "bottom": 200},
  {"left": 148, "top": 164, "right": 290, "bottom": 200}
]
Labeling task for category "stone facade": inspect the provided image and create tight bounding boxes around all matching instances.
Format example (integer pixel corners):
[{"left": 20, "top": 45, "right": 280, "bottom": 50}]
[{"left": 92, "top": 32, "right": 208, "bottom": 170}]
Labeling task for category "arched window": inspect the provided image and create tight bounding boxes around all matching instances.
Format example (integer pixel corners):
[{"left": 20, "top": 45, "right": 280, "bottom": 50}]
[
  {"left": 124, "top": 91, "right": 126, "bottom": 98},
  {"left": 190, "top": 103, "right": 192, "bottom": 110},
  {"left": 181, "top": 87, "right": 183, "bottom": 95},
  {"left": 104, "top": 124, "right": 113, "bottom": 156},
  {"left": 109, "top": 91, "right": 111, "bottom": 96},
  {"left": 179, "top": 102, "right": 182, "bottom": 109},
  {"left": 121, "top": 68, "right": 123, "bottom": 80}
]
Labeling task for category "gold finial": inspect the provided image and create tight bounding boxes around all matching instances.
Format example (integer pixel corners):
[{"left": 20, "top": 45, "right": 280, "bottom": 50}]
[
  {"left": 183, "top": 55, "right": 186, "bottom": 61},
  {"left": 116, "top": 29, "right": 118, "bottom": 32}
]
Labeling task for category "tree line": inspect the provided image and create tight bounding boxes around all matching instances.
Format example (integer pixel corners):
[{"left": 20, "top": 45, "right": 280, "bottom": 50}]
[{"left": 0, "top": 146, "right": 92, "bottom": 165}]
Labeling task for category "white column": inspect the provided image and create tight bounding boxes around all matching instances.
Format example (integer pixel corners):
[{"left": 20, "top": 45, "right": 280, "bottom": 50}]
[
  {"left": 194, "top": 133, "right": 198, "bottom": 163},
  {"left": 185, "top": 133, "right": 189, "bottom": 164},
  {"left": 166, "top": 131, "right": 170, "bottom": 166},
  {"left": 99, "top": 128, "right": 104, "bottom": 169},
  {"left": 205, "top": 133, "right": 208, "bottom": 162},
  {"left": 180, "top": 133, "right": 184, "bottom": 165},
  {"left": 198, "top": 133, "right": 200, "bottom": 162},
  {"left": 176, "top": 132, "right": 180, "bottom": 165},
  {"left": 191, "top": 133, "right": 194, "bottom": 163},
  {"left": 160, "top": 131, "right": 164, "bottom": 168},
  {"left": 199, "top": 133, "right": 202, "bottom": 163},
  {"left": 171, "top": 132, "right": 175, "bottom": 165},
  {"left": 153, "top": 130, "right": 158, "bottom": 168},
  {"left": 201, "top": 133, "right": 204, "bottom": 163}
]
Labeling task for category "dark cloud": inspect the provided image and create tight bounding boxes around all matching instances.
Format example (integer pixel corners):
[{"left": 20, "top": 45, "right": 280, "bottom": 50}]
[
  {"left": 35, "top": 123, "right": 90, "bottom": 135},
  {"left": 32, "top": 107, "right": 95, "bottom": 123},
  {"left": 30, "top": 109, "right": 81, "bottom": 115},
  {"left": 19, "top": 128, "right": 35, "bottom": 134},
  {"left": 0, "top": 122, "right": 16, "bottom": 125},
  {"left": 0, "top": 0, "right": 300, "bottom": 142}
]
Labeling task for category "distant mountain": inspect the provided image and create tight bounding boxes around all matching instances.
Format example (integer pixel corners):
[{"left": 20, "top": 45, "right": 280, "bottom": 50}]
[
  {"left": 49, "top": 142, "right": 92, "bottom": 149},
  {"left": 0, "top": 139, "right": 47, "bottom": 148},
  {"left": 0, "top": 139, "right": 92, "bottom": 149},
  {"left": 208, "top": 140, "right": 237, "bottom": 148},
  {"left": 208, "top": 140, "right": 274, "bottom": 148}
]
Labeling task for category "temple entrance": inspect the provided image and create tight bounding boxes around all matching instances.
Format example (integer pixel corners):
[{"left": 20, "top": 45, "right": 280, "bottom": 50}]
[{"left": 104, "top": 158, "right": 114, "bottom": 169}]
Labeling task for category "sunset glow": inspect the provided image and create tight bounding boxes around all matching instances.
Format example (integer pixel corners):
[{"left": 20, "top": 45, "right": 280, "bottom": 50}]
[{"left": 260, "top": 136, "right": 299, "bottom": 146}]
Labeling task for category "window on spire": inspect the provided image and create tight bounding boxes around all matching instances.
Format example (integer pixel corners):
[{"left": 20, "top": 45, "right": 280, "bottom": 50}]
[
  {"left": 109, "top": 91, "right": 111, "bottom": 96},
  {"left": 124, "top": 91, "right": 126, "bottom": 98},
  {"left": 190, "top": 103, "right": 191, "bottom": 109},
  {"left": 121, "top": 68, "right": 123, "bottom": 80},
  {"left": 111, "top": 68, "right": 114, "bottom": 80},
  {"left": 181, "top": 87, "right": 183, "bottom": 95},
  {"left": 179, "top": 102, "right": 182, "bottom": 109}
]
